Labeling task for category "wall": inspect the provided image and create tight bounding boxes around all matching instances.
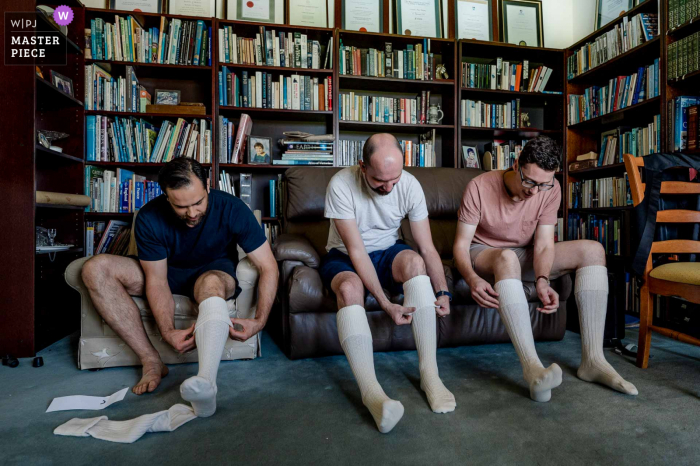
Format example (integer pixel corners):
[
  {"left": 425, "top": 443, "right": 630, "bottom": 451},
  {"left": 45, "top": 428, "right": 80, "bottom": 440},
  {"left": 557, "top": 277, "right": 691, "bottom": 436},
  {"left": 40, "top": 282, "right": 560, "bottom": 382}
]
[
  {"left": 541, "top": 0, "right": 575, "bottom": 49},
  {"left": 570, "top": 0, "right": 598, "bottom": 45}
]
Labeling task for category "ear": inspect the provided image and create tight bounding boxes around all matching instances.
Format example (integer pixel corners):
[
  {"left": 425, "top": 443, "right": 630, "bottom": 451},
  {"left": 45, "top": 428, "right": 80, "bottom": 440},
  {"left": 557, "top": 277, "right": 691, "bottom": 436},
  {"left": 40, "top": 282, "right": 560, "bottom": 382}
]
[{"left": 359, "top": 160, "right": 367, "bottom": 173}]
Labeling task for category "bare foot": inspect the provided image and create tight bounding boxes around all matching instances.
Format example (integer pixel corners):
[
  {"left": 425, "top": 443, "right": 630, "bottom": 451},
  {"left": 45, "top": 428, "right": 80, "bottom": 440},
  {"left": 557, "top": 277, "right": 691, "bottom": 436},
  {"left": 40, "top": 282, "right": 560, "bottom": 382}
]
[{"left": 132, "top": 360, "right": 169, "bottom": 395}]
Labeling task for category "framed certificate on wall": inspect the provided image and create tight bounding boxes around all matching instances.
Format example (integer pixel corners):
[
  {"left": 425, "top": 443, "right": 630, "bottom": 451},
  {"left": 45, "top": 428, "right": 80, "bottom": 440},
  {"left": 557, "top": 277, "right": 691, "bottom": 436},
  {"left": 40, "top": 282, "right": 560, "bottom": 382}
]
[
  {"left": 396, "top": 0, "right": 442, "bottom": 38},
  {"left": 342, "top": 0, "right": 383, "bottom": 33},
  {"left": 168, "top": 0, "right": 215, "bottom": 16},
  {"left": 595, "top": 0, "right": 633, "bottom": 30},
  {"left": 500, "top": 0, "right": 543, "bottom": 47},
  {"left": 289, "top": 0, "right": 328, "bottom": 27},
  {"left": 457, "top": 0, "right": 493, "bottom": 41},
  {"left": 110, "top": 0, "right": 161, "bottom": 13},
  {"left": 228, "top": 0, "right": 285, "bottom": 23}
]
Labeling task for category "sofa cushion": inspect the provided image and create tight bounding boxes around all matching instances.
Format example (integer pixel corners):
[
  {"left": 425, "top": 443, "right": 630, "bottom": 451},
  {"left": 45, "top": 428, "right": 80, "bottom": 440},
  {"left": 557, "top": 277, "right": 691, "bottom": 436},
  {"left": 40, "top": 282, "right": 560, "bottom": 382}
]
[
  {"left": 404, "top": 167, "right": 481, "bottom": 219},
  {"left": 285, "top": 167, "right": 342, "bottom": 220}
]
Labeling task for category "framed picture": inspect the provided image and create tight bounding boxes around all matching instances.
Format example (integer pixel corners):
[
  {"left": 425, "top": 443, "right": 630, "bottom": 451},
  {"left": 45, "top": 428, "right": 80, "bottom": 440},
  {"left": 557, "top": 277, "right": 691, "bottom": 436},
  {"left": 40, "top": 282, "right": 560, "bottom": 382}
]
[
  {"left": 396, "top": 0, "right": 442, "bottom": 38},
  {"left": 289, "top": 0, "right": 328, "bottom": 28},
  {"left": 342, "top": 0, "right": 383, "bottom": 33},
  {"left": 168, "top": 0, "right": 215, "bottom": 16},
  {"left": 248, "top": 136, "right": 272, "bottom": 164},
  {"left": 229, "top": 0, "right": 285, "bottom": 24},
  {"left": 50, "top": 71, "right": 74, "bottom": 96},
  {"left": 155, "top": 89, "right": 181, "bottom": 105},
  {"left": 462, "top": 146, "right": 481, "bottom": 169},
  {"left": 500, "top": 0, "right": 543, "bottom": 47},
  {"left": 595, "top": 0, "right": 634, "bottom": 31},
  {"left": 457, "top": 0, "right": 493, "bottom": 41},
  {"left": 109, "top": 0, "right": 162, "bottom": 14}
]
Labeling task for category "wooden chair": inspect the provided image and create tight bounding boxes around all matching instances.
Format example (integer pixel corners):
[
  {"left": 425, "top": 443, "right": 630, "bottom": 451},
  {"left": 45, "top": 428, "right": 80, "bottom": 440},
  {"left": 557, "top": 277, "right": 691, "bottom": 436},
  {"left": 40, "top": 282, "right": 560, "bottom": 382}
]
[{"left": 624, "top": 153, "right": 700, "bottom": 368}]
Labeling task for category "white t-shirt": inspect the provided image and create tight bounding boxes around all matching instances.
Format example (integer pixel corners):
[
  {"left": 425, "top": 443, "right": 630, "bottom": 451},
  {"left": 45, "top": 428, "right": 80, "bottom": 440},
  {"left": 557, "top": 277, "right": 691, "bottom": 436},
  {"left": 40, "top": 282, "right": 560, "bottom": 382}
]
[{"left": 324, "top": 166, "right": 429, "bottom": 254}]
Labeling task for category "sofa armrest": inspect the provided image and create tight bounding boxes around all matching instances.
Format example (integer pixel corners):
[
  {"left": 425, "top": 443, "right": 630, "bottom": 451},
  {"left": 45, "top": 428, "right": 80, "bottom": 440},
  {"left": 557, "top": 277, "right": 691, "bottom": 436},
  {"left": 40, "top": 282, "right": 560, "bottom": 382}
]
[
  {"left": 65, "top": 256, "right": 90, "bottom": 292},
  {"left": 272, "top": 234, "right": 320, "bottom": 269}
]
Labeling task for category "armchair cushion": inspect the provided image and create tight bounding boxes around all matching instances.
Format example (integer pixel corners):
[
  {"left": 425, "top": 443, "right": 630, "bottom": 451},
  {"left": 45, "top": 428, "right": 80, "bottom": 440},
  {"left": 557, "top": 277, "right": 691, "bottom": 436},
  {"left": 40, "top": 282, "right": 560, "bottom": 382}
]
[{"left": 273, "top": 234, "right": 321, "bottom": 268}]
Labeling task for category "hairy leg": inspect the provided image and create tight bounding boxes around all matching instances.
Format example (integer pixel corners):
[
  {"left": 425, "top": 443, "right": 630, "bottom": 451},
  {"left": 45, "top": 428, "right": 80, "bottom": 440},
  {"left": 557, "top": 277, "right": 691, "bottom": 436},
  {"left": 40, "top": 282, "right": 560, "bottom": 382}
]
[{"left": 81, "top": 255, "right": 167, "bottom": 395}]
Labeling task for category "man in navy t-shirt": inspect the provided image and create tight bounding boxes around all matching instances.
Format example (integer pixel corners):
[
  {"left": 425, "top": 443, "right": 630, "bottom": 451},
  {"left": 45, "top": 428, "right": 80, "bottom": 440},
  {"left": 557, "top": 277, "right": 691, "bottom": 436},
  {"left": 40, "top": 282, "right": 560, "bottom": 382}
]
[{"left": 81, "top": 158, "right": 278, "bottom": 417}]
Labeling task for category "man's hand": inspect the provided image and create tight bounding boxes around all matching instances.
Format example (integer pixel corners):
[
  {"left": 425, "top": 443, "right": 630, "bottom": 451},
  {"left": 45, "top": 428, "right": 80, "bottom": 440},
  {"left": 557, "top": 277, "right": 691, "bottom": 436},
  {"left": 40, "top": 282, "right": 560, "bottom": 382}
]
[
  {"left": 229, "top": 317, "right": 265, "bottom": 341},
  {"left": 468, "top": 276, "right": 500, "bottom": 308},
  {"left": 162, "top": 323, "right": 196, "bottom": 353},
  {"left": 536, "top": 281, "right": 559, "bottom": 314},
  {"left": 382, "top": 302, "right": 415, "bottom": 325},
  {"left": 435, "top": 295, "right": 450, "bottom": 317}
]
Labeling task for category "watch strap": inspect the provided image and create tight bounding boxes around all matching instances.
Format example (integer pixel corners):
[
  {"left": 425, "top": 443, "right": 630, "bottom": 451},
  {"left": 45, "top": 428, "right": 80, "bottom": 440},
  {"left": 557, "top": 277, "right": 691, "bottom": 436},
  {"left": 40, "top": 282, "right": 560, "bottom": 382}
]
[
  {"left": 435, "top": 290, "right": 452, "bottom": 302},
  {"left": 536, "top": 275, "right": 550, "bottom": 285}
]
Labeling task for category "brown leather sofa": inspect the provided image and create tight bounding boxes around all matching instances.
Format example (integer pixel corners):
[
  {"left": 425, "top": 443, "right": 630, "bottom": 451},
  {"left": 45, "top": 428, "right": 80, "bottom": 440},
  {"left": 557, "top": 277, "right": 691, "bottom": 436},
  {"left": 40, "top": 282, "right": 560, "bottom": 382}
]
[{"left": 270, "top": 167, "right": 571, "bottom": 360}]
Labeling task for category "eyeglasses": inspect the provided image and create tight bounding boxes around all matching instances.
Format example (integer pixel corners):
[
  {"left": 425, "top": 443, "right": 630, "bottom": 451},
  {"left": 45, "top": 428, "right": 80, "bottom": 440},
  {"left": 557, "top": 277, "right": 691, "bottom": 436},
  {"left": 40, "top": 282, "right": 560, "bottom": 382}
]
[{"left": 519, "top": 166, "right": 555, "bottom": 191}]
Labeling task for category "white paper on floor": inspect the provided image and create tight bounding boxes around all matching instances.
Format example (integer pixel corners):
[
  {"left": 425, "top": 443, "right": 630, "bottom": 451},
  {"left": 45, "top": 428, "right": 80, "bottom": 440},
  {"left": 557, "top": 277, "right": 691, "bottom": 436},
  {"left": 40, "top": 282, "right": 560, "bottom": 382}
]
[{"left": 46, "top": 387, "right": 129, "bottom": 412}]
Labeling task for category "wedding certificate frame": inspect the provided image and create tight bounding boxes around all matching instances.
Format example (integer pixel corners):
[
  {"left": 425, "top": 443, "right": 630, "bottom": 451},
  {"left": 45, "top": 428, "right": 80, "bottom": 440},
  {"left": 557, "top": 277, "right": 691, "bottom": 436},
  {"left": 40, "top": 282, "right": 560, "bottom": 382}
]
[
  {"left": 456, "top": 0, "right": 493, "bottom": 41},
  {"left": 396, "top": 0, "right": 443, "bottom": 39},
  {"left": 288, "top": 0, "right": 328, "bottom": 28},
  {"left": 230, "top": 0, "right": 285, "bottom": 24},
  {"left": 500, "top": 0, "right": 543, "bottom": 48},
  {"left": 342, "top": 0, "right": 383, "bottom": 33},
  {"left": 594, "top": 0, "right": 634, "bottom": 31}
]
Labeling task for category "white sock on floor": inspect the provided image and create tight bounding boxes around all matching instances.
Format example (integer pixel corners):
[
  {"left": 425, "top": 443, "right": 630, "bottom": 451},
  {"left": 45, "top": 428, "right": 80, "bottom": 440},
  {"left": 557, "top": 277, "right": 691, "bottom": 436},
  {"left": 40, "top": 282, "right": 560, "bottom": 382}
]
[
  {"left": 575, "top": 266, "right": 638, "bottom": 395},
  {"left": 402, "top": 275, "right": 456, "bottom": 413},
  {"left": 495, "top": 279, "right": 562, "bottom": 402},
  {"left": 337, "top": 305, "right": 404, "bottom": 433},
  {"left": 180, "top": 296, "right": 232, "bottom": 417}
]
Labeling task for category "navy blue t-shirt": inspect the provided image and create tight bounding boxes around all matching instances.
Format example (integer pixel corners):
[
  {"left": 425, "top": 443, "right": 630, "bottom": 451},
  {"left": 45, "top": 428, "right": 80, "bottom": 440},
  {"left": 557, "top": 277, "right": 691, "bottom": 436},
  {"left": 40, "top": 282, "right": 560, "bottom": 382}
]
[{"left": 134, "top": 189, "right": 267, "bottom": 270}]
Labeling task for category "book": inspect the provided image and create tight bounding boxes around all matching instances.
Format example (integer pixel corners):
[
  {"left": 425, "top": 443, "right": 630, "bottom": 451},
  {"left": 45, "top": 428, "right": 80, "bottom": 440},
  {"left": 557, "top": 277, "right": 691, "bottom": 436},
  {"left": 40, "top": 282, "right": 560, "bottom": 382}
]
[{"left": 239, "top": 173, "right": 253, "bottom": 209}]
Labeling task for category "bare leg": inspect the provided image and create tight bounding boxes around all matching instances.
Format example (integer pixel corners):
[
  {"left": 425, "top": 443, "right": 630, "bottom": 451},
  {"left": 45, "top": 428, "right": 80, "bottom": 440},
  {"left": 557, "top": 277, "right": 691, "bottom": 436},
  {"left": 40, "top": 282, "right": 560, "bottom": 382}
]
[{"left": 81, "top": 255, "right": 168, "bottom": 395}]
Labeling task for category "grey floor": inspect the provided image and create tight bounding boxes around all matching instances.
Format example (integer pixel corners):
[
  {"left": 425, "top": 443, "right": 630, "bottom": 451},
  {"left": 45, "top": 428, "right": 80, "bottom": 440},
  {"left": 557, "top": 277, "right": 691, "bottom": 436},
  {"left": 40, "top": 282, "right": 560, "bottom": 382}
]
[{"left": 2, "top": 328, "right": 700, "bottom": 466}]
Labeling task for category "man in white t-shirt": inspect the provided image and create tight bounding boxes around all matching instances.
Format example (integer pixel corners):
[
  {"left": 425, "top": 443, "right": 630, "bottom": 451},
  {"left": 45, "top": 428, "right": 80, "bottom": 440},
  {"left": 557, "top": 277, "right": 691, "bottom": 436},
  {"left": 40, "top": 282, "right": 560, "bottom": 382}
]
[{"left": 320, "top": 133, "right": 455, "bottom": 434}]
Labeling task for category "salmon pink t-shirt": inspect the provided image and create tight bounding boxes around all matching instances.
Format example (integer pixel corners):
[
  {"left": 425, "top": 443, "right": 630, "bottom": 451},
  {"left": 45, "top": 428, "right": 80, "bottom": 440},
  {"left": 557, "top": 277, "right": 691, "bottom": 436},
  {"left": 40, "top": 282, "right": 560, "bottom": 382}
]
[{"left": 458, "top": 169, "right": 561, "bottom": 247}]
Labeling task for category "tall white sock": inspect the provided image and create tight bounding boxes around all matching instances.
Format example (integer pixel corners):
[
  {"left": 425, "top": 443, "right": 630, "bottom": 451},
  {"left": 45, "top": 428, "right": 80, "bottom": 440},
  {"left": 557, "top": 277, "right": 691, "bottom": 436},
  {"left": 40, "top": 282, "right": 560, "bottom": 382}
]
[
  {"left": 337, "top": 305, "right": 404, "bottom": 433},
  {"left": 495, "top": 279, "right": 562, "bottom": 402},
  {"left": 403, "top": 275, "right": 456, "bottom": 413},
  {"left": 180, "top": 296, "right": 232, "bottom": 417},
  {"left": 575, "top": 266, "right": 638, "bottom": 395}
]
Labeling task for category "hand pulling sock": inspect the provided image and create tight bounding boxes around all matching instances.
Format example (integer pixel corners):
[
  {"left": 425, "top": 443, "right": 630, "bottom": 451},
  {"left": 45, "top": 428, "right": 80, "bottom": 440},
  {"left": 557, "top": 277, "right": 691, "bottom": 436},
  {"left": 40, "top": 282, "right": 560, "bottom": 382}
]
[
  {"left": 402, "top": 275, "right": 456, "bottom": 413},
  {"left": 575, "top": 266, "right": 638, "bottom": 395},
  {"left": 180, "top": 296, "right": 233, "bottom": 417},
  {"left": 494, "top": 279, "right": 562, "bottom": 402},
  {"left": 337, "top": 305, "right": 404, "bottom": 433}
]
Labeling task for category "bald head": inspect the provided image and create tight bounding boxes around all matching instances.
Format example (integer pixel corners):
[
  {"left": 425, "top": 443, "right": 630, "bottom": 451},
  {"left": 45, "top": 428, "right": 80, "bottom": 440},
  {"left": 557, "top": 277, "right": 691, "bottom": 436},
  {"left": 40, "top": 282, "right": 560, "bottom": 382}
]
[{"left": 360, "top": 133, "right": 404, "bottom": 195}]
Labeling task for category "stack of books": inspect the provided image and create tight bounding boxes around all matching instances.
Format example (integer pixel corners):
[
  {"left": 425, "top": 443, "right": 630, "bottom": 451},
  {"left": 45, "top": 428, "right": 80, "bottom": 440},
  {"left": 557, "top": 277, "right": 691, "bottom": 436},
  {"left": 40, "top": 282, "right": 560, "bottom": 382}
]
[
  {"left": 483, "top": 139, "right": 529, "bottom": 171},
  {"left": 337, "top": 139, "right": 364, "bottom": 166},
  {"left": 85, "top": 166, "right": 163, "bottom": 213},
  {"left": 87, "top": 16, "right": 211, "bottom": 66},
  {"left": 84, "top": 64, "right": 151, "bottom": 112},
  {"left": 461, "top": 98, "right": 523, "bottom": 129},
  {"left": 461, "top": 59, "right": 556, "bottom": 93},
  {"left": 567, "top": 213, "right": 622, "bottom": 256},
  {"left": 275, "top": 138, "right": 334, "bottom": 166},
  {"left": 339, "top": 92, "right": 432, "bottom": 124},
  {"left": 670, "top": 96, "right": 700, "bottom": 151},
  {"left": 567, "top": 13, "right": 658, "bottom": 79},
  {"left": 218, "top": 26, "right": 332, "bottom": 69},
  {"left": 339, "top": 39, "right": 438, "bottom": 80},
  {"left": 568, "top": 175, "right": 632, "bottom": 209},
  {"left": 399, "top": 130, "right": 437, "bottom": 167},
  {"left": 668, "top": 0, "right": 700, "bottom": 29},
  {"left": 86, "top": 220, "right": 131, "bottom": 257},
  {"left": 667, "top": 31, "right": 700, "bottom": 80}
]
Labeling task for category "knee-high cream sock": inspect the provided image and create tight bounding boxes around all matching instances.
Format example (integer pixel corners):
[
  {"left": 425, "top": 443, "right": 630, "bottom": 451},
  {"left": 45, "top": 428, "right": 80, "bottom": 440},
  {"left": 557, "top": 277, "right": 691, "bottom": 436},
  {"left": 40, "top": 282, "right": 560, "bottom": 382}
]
[
  {"left": 180, "top": 297, "right": 232, "bottom": 417},
  {"left": 495, "top": 279, "right": 562, "bottom": 402},
  {"left": 337, "top": 305, "right": 404, "bottom": 433},
  {"left": 575, "top": 266, "right": 638, "bottom": 395},
  {"left": 403, "top": 275, "right": 456, "bottom": 413}
]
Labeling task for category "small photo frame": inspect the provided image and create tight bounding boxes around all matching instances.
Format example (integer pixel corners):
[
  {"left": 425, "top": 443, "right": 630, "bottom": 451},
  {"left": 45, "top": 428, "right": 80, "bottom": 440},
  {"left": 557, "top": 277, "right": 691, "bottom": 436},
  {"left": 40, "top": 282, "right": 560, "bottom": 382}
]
[
  {"left": 50, "top": 70, "right": 74, "bottom": 97},
  {"left": 155, "top": 89, "right": 181, "bottom": 105},
  {"left": 248, "top": 136, "right": 272, "bottom": 165},
  {"left": 462, "top": 146, "right": 481, "bottom": 169}
]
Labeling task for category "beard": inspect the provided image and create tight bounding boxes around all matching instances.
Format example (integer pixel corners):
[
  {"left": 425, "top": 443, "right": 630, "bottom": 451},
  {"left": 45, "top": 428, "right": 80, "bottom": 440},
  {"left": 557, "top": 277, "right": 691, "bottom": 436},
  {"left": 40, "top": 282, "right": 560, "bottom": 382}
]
[
  {"left": 370, "top": 185, "right": 391, "bottom": 196},
  {"left": 180, "top": 211, "right": 206, "bottom": 227}
]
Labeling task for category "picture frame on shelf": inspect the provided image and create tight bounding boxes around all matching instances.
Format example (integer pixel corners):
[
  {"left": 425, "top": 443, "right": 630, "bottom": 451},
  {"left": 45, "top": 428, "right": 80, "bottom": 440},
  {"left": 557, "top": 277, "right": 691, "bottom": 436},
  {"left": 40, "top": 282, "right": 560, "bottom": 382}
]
[
  {"left": 50, "top": 70, "right": 74, "bottom": 97},
  {"left": 500, "top": 0, "right": 543, "bottom": 47},
  {"left": 168, "top": 0, "right": 215, "bottom": 17},
  {"left": 155, "top": 89, "right": 181, "bottom": 105},
  {"left": 228, "top": 0, "right": 285, "bottom": 24},
  {"left": 288, "top": 0, "right": 328, "bottom": 28},
  {"left": 462, "top": 146, "right": 481, "bottom": 168},
  {"left": 396, "top": 0, "right": 442, "bottom": 38},
  {"left": 248, "top": 136, "right": 272, "bottom": 164},
  {"left": 109, "top": 0, "right": 162, "bottom": 14},
  {"left": 594, "top": 0, "right": 634, "bottom": 31},
  {"left": 342, "top": 0, "right": 383, "bottom": 33},
  {"left": 457, "top": 0, "right": 493, "bottom": 41}
]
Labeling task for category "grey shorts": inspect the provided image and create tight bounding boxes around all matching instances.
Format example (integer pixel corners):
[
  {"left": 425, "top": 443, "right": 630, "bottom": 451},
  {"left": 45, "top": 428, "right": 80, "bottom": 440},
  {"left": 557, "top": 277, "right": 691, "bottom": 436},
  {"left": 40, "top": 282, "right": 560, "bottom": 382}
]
[{"left": 469, "top": 243, "right": 565, "bottom": 283}]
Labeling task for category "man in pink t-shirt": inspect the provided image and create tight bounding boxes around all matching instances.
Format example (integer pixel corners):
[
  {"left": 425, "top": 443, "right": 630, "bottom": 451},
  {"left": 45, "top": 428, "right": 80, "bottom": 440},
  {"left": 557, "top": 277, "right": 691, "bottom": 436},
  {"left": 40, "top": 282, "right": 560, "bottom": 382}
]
[{"left": 453, "top": 136, "right": 637, "bottom": 402}]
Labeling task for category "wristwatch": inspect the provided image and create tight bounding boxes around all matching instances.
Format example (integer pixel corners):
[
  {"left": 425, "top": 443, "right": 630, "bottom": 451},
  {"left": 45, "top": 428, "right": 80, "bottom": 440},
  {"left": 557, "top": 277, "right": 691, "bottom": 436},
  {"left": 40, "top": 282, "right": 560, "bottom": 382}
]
[
  {"left": 435, "top": 290, "right": 453, "bottom": 302},
  {"left": 536, "top": 276, "right": 550, "bottom": 286}
]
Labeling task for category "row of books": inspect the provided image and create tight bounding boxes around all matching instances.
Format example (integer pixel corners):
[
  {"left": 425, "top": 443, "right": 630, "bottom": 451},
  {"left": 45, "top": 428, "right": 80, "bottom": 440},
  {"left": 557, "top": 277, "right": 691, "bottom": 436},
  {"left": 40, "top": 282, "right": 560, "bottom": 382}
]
[
  {"left": 337, "top": 139, "right": 365, "bottom": 167},
  {"left": 338, "top": 92, "right": 434, "bottom": 124},
  {"left": 85, "top": 220, "right": 131, "bottom": 257},
  {"left": 568, "top": 213, "right": 623, "bottom": 256},
  {"left": 218, "top": 113, "right": 252, "bottom": 164},
  {"left": 86, "top": 16, "right": 211, "bottom": 66},
  {"left": 460, "top": 60, "right": 555, "bottom": 93},
  {"left": 276, "top": 138, "right": 334, "bottom": 166},
  {"left": 460, "top": 99, "right": 524, "bottom": 129},
  {"left": 567, "top": 13, "right": 657, "bottom": 79},
  {"left": 338, "top": 40, "right": 438, "bottom": 80},
  {"left": 667, "top": 30, "right": 700, "bottom": 80},
  {"left": 84, "top": 64, "right": 150, "bottom": 112},
  {"left": 218, "top": 25, "right": 332, "bottom": 70},
  {"left": 86, "top": 115, "right": 212, "bottom": 163},
  {"left": 219, "top": 68, "right": 332, "bottom": 110},
  {"left": 567, "top": 60, "right": 660, "bottom": 125},
  {"left": 554, "top": 218, "right": 564, "bottom": 243},
  {"left": 483, "top": 139, "right": 529, "bottom": 171},
  {"left": 668, "top": 0, "right": 700, "bottom": 28},
  {"left": 400, "top": 130, "right": 437, "bottom": 167},
  {"left": 568, "top": 175, "right": 632, "bottom": 209},
  {"left": 85, "top": 166, "right": 163, "bottom": 213}
]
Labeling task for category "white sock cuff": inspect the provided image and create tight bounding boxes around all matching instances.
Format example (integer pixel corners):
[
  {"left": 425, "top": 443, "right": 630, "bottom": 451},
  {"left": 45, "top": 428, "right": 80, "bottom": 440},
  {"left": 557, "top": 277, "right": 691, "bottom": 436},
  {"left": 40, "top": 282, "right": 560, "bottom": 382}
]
[
  {"left": 494, "top": 279, "right": 527, "bottom": 307},
  {"left": 575, "top": 266, "right": 608, "bottom": 292},
  {"left": 403, "top": 275, "right": 437, "bottom": 309},
  {"left": 196, "top": 297, "right": 232, "bottom": 332},
  {"left": 337, "top": 305, "right": 370, "bottom": 344}
]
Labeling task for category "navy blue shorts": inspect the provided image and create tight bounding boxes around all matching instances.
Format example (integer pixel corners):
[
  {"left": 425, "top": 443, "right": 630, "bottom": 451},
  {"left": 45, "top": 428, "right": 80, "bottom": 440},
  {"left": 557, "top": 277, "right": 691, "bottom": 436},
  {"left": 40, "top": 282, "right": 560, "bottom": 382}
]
[{"left": 319, "top": 241, "right": 413, "bottom": 296}]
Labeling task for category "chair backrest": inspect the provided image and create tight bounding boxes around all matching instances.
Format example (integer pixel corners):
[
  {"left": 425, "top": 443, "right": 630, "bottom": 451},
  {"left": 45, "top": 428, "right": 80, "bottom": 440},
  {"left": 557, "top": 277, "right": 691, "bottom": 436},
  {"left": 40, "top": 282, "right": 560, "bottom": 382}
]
[{"left": 623, "top": 153, "right": 700, "bottom": 269}]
